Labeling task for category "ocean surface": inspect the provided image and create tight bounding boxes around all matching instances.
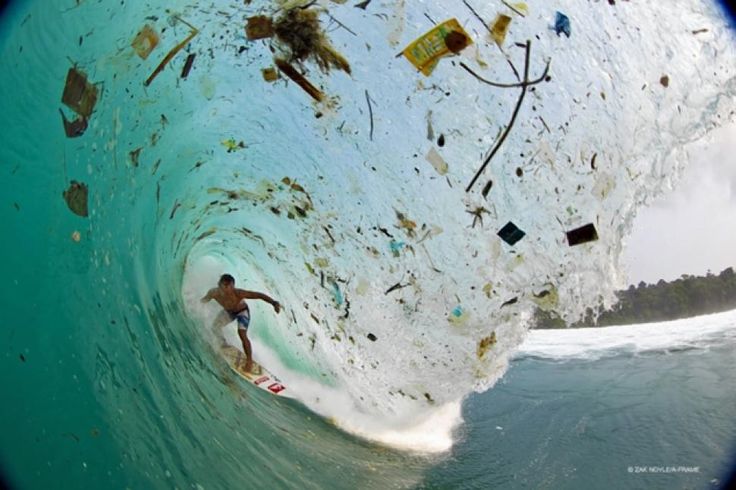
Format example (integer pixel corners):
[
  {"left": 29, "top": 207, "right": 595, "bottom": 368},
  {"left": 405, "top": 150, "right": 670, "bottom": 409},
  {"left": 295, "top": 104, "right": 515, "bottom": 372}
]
[
  {"left": 432, "top": 311, "right": 736, "bottom": 490},
  {"left": 1, "top": 0, "right": 735, "bottom": 488}
]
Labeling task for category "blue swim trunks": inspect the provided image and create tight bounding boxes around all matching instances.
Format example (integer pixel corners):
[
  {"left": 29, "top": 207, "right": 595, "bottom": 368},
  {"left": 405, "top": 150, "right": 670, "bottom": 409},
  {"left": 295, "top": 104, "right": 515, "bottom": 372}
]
[{"left": 228, "top": 307, "right": 251, "bottom": 332}]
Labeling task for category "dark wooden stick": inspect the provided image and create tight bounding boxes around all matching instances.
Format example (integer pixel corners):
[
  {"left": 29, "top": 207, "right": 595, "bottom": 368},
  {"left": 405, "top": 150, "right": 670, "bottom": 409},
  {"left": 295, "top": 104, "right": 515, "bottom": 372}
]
[
  {"left": 180, "top": 53, "right": 196, "bottom": 78},
  {"left": 327, "top": 13, "right": 357, "bottom": 36},
  {"left": 275, "top": 59, "right": 324, "bottom": 102},
  {"left": 365, "top": 89, "right": 374, "bottom": 141},
  {"left": 466, "top": 41, "right": 532, "bottom": 193},
  {"left": 460, "top": 59, "right": 549, "bottom": 88},
  {"left": 145, "top": 23, "right": 198, "bottom": 86}
]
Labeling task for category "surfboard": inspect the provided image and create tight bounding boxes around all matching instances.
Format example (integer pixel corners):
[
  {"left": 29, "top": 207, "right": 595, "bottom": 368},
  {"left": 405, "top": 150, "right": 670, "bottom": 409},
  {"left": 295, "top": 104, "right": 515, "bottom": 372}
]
[{"left": 220, "top": 345, "right": 293, "bottom": 398}]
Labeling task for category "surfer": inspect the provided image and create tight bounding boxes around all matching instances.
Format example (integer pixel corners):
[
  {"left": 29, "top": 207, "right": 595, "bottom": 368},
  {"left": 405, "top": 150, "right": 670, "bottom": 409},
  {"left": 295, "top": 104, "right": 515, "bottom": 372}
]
[{"left": 201, "top": 273, "right": 281, "bottom": 372}]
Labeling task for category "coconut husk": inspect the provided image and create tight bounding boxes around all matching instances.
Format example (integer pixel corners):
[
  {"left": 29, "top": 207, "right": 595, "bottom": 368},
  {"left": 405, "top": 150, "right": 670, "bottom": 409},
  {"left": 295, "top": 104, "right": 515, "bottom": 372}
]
[{"left": 273, "top": 8, "right": 350, "bottom": 74}]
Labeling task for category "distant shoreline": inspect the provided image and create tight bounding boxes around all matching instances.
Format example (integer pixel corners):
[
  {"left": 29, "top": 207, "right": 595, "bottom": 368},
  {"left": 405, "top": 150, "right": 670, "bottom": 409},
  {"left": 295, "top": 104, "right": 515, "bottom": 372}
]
[{"left": 533, "top": 267, "right": 736, "bottom": 329}]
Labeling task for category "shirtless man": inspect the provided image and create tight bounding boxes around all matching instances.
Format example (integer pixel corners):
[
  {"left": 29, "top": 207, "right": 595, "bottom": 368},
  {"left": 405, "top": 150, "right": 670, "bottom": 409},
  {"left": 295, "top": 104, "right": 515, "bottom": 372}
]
[{"left": 201, "top": 273, "right": 281, "bottom": 372}]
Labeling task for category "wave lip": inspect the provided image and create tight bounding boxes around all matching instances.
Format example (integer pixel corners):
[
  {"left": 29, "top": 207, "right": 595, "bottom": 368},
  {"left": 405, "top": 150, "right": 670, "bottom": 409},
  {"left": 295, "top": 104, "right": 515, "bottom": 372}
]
[{"left": 517, "top": 309, "right": 736, "bottom": 361}]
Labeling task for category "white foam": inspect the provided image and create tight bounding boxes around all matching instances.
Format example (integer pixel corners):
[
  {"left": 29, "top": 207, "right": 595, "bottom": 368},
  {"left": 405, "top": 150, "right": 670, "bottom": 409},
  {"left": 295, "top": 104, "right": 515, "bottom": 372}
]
[
  {"left": 232, "top": 331, "right": 463, "bottom": 454},
  {"left": 276, "top": 366, "right": 463, "bottom": 454},
  {"left": 181, "top": 255, "right": 231, "bottom": 343},
  {"left": 517, "top": 309, "right": 736, "bottom": 360},
  {"left": 332, "top": 401, "right": 462, "bottom": 454}
]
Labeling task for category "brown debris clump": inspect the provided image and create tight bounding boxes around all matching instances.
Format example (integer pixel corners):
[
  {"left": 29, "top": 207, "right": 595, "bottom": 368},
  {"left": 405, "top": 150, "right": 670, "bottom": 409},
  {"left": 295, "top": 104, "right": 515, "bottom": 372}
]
[
  {"left": 273, "top": 8, "right": 350, "bottom": 74},
  {"left": 477, "top": 332, "right": 497, "bottom": 360},
  {"left": 63, "top": 181, "right": 89, "bottom": 217},
  {"left": 444, "top": 30, "right": 471, "bottom": 54}
]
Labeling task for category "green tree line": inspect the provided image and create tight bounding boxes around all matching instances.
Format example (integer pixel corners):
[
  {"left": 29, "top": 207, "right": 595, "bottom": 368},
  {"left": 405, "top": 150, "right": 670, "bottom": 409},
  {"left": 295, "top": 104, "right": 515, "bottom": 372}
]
[{"left": 533, "top": 266, "right": 736, "bottom": 329}]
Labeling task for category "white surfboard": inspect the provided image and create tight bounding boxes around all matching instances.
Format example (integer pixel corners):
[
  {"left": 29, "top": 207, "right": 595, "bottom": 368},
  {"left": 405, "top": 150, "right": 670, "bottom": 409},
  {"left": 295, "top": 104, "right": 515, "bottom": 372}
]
[{"left": 220, "top": 345, "right": 294, "bottom": 398}]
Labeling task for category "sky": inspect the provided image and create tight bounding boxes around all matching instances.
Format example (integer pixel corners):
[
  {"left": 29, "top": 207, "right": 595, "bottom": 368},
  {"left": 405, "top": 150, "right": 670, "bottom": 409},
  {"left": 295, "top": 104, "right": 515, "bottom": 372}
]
[{"left": 623, "top": 122, "right": 736, "bottom": 285}]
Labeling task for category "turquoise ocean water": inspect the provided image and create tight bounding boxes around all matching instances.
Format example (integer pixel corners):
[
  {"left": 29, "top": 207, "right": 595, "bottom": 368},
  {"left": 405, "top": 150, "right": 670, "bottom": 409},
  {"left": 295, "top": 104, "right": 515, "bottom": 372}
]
[{"left": 2, "top": 0, "right": 736, "bottom": 488}]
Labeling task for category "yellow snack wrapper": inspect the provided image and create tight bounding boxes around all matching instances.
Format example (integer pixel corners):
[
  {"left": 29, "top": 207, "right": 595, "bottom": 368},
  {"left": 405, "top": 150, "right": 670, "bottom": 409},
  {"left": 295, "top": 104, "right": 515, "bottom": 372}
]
[{"left": 402, "top": 18, "right": 472, "bottom": 76}]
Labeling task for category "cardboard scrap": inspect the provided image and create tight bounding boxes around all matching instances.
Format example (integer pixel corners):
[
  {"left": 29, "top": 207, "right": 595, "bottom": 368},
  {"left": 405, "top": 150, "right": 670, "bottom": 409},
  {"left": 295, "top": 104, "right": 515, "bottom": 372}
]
[
  {"left": 61, "top": 67, "right": 98, "bottom": 118},
  {"left": 490, "top": 14, "right": 512, "bottom": 47},
  {"left": 246, "top": 15, "right": 274, "bottom": 40},
  {"left": 131, "top": 25, "right": 159, "bottom": 59},
  {"left": 262, "top": 67, "right": 279, "bottom": 82}
]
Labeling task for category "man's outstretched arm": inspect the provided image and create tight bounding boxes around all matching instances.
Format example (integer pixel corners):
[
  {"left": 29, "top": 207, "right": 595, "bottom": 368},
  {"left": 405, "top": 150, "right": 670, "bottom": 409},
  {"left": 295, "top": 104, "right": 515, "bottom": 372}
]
[{"left": 238, "top": 290, "right": 281, "bottom": 313}]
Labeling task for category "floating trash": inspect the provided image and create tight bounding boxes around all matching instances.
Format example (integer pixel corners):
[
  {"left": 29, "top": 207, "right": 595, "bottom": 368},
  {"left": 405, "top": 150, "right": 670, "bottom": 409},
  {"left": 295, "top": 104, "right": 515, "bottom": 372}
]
[
  {"left": 477, "top": 332, "right": 497, "bottom": 359},
  {"left": 58, "top": 109, "right": 88, "bottom": 138},
  {"left": 497, "top": 221, "right": 525, "bottom": 245},
  {"left": 504, "top": 1, "right": 528, "bottom": 17},
  {"left": 144, "top": 16, "right": 198, "bottom": 86},
  {"left": 331, "top": 281, "right": 344, "bottom": 306},
  {"left": 566, "top": 223, "right": 598, "bottom": 246},
  {"left": 129, "top": 147, "right": 142, "bottom": 167},
  {"left": 500, "top": 297, "right": 518, "bottom": 308},
  {"left": 425, "top": 147, "right": 448, "bottom": 175},
  {"left": 389, "top": 240, "right": 405, "bottom": 257},
  {"left": 402, "top": 18, "right": 472, "bottom": 76},
  {"left": 274, "top": 58, "right": 324, "bottom": 102},
  {"left": 262, "top": 67, "right": 279, "bottom": 82},
  {"left": 246, "top": 15, "right": 274, "bottom": 40},
  {"left": 532, "top": 286, "right": 559, "bottom": 310},
  {"left": 221, "top": 138, "right": 245, "bottom": 153},
  {"left": 554, "top": 11, "right": 571, "bottom": 38},
  {"left": 395, "top": 210, "right": 417, "bottom": 237},
  {"left": 63, "top": 181, "right": 89, "bottom": 217},
  {"left": 272, "top": 8, "right": 350, "bottom": 74},
  {"left": 448, "top": 305, "right": 470, "bottom": 326},
  {"left": 490, "top": 14, "right": 512, "bottom": 47},
  {"left": 131, "top": 24, "right": 159, "bottom": 59},
  {"left": 180, "top": 53, "right": 196, "bottom": 79},
  {"left": 61, "top": 67, "right": 98, "bottom": 118}
]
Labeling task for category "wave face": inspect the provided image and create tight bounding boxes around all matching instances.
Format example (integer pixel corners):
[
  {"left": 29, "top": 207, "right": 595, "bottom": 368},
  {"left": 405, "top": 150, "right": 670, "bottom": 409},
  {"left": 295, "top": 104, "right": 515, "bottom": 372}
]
[{"left": 1, "top": 0, "right": 735, "bottom": 487}]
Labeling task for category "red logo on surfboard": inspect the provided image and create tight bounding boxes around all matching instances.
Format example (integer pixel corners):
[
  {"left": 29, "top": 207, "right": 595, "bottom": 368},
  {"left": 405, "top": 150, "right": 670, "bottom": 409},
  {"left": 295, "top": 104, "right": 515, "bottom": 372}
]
[{"left": 267, "top": 383, "right": 285, "bottom": 394}]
